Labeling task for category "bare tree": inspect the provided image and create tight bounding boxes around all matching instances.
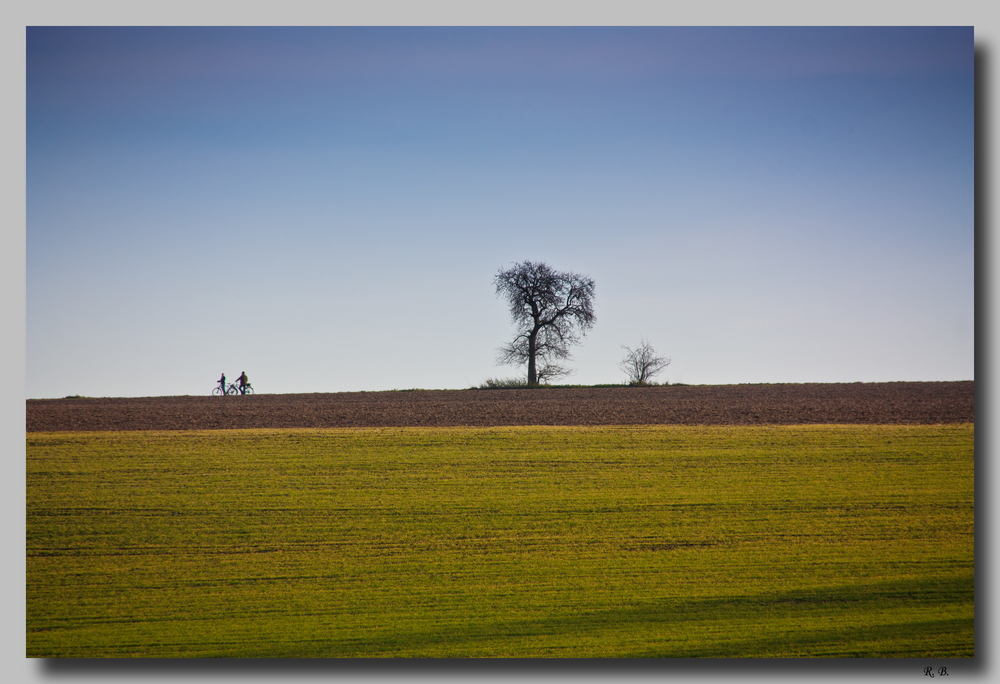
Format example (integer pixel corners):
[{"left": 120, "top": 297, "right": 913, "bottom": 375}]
[
  {"left": 619, "top": 339, "right": 670, "bottom": 385},
  {"left": 494, "top": 261, "right": 596, "bottom": 385}
]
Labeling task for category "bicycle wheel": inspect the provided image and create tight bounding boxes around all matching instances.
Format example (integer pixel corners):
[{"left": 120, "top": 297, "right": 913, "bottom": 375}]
[
  {"left": 226, "top": 384, "right": 240, "bottom": 396},
  {"left": 212, "top": 386, "right": 224, "bottom": 396},
  {"left": 242, "top": 385, "right": 254, "bottom": 395}
]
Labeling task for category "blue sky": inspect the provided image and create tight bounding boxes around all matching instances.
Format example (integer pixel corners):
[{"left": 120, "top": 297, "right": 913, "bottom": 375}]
[{"left": 26, "top": 26, "right": 974, "bottom": 398}]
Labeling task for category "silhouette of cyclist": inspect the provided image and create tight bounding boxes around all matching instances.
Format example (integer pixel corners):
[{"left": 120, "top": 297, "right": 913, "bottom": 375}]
[
  {"left": 218, "top": 373, "right": 226, "bottom": 394},
  {"left": 237, "top": 371, "right": 249, "bottom": 395}
]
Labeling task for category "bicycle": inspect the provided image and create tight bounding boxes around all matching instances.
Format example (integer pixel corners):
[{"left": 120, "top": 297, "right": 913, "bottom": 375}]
[{"left": 213, "top": 382, "right": 254, "bottom": 396}]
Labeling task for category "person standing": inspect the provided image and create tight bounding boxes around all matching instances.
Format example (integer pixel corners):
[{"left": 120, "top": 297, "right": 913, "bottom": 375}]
[
  {"left": 237, "top": 371, "right": 249, "bottom": 395},
  {"left": 218, "top": 373, "right": 227, "bottom": 395}
]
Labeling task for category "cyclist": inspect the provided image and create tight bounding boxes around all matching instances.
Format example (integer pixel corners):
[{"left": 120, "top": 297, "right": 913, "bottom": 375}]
[
  {"left": 237, "top": 371, "right": 249, "bottom": 395},
  {"left": 218, "top": 373, "right": 227, "bottom": 395}
]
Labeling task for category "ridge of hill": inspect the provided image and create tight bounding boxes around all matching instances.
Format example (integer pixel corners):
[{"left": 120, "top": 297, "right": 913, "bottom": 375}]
[{"left": 26, "top": 381, "right": 974, "bottom": 432}]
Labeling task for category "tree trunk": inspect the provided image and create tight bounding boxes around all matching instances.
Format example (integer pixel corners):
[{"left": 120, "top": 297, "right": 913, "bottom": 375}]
[{"left": 527, "top": 329, "right": 538, "bottom": 385}]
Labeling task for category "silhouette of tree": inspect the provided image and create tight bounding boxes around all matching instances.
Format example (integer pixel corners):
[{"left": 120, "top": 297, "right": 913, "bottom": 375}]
[
  {"left": 620, "top": 339, "right": 670, "bottom": 385},
  {"left": 494, "top": 261, "right": 596, "bottom": 385}
]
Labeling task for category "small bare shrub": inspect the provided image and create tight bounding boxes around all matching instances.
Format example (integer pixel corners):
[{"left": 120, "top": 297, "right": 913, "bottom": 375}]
[
  {"left": 619, "top": 339, "right": 670, "bottom": 386},
  {"left": 478, "top": 377, "right": 529, "bottom": 389}
]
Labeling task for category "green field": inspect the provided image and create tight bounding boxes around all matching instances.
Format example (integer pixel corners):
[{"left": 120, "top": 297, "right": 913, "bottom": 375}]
[{"left": 26, "top": 424, "right": 974, "bottom": 658}]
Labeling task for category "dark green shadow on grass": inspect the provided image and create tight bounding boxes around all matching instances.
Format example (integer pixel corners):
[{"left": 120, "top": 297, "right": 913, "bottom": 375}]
[{"left": 227, "top": 574, "right": 972, "bottom": 658}]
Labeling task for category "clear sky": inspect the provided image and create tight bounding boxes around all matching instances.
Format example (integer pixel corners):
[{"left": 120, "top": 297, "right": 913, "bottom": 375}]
[{"left": 26, "top": 26, "right": 974, "bottom": 398}]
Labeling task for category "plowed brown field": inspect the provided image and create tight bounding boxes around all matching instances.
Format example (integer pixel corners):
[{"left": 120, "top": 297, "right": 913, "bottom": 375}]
[{"left": 26, "top": 381, "right": 973, "bottom": 432}]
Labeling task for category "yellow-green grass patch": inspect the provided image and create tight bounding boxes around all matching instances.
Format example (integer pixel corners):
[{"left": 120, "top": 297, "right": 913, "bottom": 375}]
[{"left": 27, "top": 424, "right": 973, "bottom": 657}]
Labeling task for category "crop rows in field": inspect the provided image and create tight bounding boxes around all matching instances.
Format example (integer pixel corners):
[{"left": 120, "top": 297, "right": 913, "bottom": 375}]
[
  {"left": 26, "top": 381, "right": 974, "bottom": 431},
  {"left": 26, "top": 424, "right": 974, "bottom": 658}
]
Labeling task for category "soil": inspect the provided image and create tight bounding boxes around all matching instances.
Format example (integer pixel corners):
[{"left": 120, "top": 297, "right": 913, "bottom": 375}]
[{"left": 26, "top": 382, "right": 974, "bottom": 432}]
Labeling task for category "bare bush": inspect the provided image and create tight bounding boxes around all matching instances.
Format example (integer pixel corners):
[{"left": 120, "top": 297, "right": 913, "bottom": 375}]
[
  {"left": 478, "top": 377, "right": 528, "bottom": 389},
  {"left": 619, "top": 339, "right": 670, "bottom": 386}
]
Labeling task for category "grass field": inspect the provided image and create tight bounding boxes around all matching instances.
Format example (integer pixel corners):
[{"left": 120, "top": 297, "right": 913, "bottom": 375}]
[{"left": 26, "top": 424, "right": 974, "bottom": 658}]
